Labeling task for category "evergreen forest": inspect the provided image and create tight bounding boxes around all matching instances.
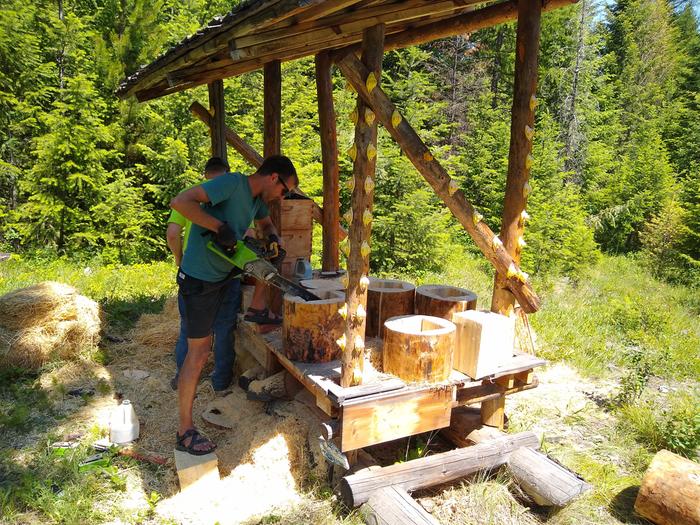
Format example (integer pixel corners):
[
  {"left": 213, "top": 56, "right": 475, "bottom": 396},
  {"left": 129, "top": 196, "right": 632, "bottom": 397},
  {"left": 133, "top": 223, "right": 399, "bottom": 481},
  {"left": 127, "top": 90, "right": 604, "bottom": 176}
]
[{"left": 0, "top": 0, "right": 699, "bottom": 283}]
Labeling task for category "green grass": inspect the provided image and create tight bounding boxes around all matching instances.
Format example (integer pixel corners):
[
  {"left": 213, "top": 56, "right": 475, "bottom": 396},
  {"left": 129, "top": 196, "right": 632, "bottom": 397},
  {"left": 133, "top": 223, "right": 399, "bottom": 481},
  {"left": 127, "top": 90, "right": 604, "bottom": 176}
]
[{"left": 531, "top": 255, "right": 700, "bottom": 381}]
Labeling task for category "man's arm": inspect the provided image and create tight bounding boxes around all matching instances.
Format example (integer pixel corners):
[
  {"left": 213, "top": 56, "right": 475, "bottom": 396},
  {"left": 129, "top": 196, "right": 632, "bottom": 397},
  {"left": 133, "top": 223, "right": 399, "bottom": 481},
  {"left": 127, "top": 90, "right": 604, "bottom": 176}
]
[
  {"left": 166, "top": 222, "right": 184, "bottom": 267},
  {"left": 170, "top": 186, "right": 222, "bottom": 232}
]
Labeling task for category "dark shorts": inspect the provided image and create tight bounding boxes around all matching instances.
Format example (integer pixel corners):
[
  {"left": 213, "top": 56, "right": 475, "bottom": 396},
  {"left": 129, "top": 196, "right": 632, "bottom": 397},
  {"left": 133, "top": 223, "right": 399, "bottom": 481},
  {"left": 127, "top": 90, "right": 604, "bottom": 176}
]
[{"left": 176, "top": 270, "right": 240, "bottom": 339}]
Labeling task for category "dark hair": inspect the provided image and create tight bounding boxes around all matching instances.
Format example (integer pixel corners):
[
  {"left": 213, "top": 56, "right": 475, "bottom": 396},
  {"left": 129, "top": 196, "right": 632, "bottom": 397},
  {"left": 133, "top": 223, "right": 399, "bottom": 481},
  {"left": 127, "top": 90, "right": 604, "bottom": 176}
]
[
  {"left": 257, "top": 155, "right": 298, "bottom": 186},
  {"left": 204, "top": 157, "right": 230, "bottom": 173}
]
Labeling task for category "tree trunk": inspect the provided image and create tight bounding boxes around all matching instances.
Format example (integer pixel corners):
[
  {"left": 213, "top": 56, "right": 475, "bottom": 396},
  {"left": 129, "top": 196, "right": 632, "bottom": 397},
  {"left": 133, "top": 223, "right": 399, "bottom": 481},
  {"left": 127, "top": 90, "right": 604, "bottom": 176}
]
[
  {"left": 415, "top": 284, "right": 477, "bottom": 321},
  {"left": 366, "top": 278, "right": 415, "bottom": 338},
  {"left": 634, "top": 450, "right": 700, "bottom": 525},
  {"left": 283, "top": 290, "right": 346, "bottom": 362}
]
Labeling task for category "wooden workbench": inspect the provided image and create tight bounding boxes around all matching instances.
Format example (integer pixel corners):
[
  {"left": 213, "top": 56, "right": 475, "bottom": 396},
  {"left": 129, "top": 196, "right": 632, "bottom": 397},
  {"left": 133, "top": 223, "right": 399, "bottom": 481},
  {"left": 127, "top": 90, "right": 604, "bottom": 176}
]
[{"left": 237, "top": 320, "right": 545, "bottom": 452}]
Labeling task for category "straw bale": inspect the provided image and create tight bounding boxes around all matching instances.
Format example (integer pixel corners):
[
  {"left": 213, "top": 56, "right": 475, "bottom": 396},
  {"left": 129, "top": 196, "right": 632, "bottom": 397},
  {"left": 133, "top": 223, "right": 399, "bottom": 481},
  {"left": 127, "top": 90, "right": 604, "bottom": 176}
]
[
  {"left": 132, "top": 296, "right": 180, "bottom": 350},
  {"left": 0, "top": 281, "right": 101, "bottom": 370}
]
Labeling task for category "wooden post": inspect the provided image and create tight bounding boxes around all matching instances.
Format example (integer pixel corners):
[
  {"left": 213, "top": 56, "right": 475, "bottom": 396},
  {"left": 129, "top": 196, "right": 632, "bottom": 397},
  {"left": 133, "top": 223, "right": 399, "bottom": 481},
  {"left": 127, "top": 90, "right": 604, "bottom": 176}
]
[
  {"left": 315, "top": 52, "right": 341, "bottom": 272},
  {"left": 335, "top": 53, "right": 540, "bottom": 313},
  {"left": 490, "top": 0, "right": 542, "bottom": 316},
  {"left": 340, "top": 431, "right": 540, "bottom": 507},
  {"left": 341, "top": 24, "right": 385, "bottom": 388},
  {"left": 264, "top": 60, "right": 282, "bottom": 314},
  {"left": 207, "top": 79, "right": 227, "bottom": 163}
]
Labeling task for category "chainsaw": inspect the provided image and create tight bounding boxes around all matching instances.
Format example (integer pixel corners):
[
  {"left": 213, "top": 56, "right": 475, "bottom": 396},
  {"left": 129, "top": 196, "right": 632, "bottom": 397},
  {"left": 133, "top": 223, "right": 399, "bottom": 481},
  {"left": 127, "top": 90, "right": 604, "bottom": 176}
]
[{"left": 206, "top": 236, "right": 320, "bottom": 301}]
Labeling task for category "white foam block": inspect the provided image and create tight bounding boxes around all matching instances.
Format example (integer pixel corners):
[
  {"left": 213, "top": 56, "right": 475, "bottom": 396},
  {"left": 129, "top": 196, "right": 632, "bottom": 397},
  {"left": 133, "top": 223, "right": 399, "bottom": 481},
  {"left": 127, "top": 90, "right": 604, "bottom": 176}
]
[{"left": 452, "top": 310, "right": 515, "bottom": 379}]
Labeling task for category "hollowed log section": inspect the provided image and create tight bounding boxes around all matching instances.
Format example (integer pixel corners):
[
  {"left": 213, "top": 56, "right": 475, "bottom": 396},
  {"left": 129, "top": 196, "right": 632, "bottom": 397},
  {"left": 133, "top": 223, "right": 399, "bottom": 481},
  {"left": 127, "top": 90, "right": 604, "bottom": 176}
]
[
  {"left": 634, "top": 449, "right": 700, "bottom": 525},
  {"left": 366, "top": 278, "right": 416, "bottom": 338},
  {"left": 283, "top": 290, "right": 345, "bottom": 362},
  {"left": 452, "top": 310, "right": 516, "bottom": 379},
  {"left": 415, "top": 284, "right": 477, "bottom": 321},
  {"left": 383, "top": 315, "right": 455, "bottom": 383}
]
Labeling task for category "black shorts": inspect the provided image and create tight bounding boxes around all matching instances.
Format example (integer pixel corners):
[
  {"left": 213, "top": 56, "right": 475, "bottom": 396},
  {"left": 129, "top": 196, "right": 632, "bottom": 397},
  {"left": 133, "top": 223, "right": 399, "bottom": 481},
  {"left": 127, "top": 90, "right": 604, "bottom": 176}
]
[{"left": 177, "top": 270, "right": 239, "bottom": 339}]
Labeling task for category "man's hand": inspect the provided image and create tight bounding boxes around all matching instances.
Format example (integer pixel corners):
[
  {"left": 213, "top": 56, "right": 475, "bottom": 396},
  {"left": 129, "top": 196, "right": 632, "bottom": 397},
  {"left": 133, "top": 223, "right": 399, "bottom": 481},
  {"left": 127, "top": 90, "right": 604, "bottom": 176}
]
[{"left": 216, "top": 222, "right": 237, "bottom": 249}]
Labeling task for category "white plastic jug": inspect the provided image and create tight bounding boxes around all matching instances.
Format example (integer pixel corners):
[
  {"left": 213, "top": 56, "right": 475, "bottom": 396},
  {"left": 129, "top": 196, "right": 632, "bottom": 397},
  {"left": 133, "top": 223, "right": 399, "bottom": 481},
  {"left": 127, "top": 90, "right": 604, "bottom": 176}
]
[{"left": 109, "top": 399, "right": 140, "bottom": 444}]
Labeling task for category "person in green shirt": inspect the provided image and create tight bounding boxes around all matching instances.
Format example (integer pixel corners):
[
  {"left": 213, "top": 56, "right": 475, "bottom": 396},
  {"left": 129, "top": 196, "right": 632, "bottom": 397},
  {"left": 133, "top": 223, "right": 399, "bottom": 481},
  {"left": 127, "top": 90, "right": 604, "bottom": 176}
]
[
  {"left": 166, "top": 157, "right": 243, "bottom": 393},
  {"left": 170, "top": 154, "right": 298, "bottom": 455}
]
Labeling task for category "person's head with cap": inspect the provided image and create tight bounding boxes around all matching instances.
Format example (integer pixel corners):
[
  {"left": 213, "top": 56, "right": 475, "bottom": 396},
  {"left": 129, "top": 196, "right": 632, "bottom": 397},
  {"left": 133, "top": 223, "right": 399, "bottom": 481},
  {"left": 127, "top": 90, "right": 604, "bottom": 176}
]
[{"left": 204, "top": 157, "right": 230, "bottom": 179}]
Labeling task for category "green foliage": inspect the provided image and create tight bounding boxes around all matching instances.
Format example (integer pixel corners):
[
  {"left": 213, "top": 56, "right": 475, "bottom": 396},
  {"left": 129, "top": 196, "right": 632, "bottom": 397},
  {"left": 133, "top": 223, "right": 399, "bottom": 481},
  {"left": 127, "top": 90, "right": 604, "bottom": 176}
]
[
  {"left": 531, "top": 255, "right": 700, "bottom": 380},
  {"left": 618, "top": 391, "right": 700, "bottom": 458}
]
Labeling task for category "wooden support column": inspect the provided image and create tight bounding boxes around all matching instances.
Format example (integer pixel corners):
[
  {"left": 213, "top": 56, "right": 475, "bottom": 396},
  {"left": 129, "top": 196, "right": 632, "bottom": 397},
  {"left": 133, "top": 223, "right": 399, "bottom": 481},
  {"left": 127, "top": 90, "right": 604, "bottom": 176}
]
[
  {"left": 490, "top": 0, "right": 542, "bottom": 316},
  {"left": 264, "top": 60, "right": 282, "bottom": 314},
  {"left": 315, "top": 51, "right": 340, "bottom": 272},
  {"left": 207, "top": 79, "right": 227, "bottom": 162},
  {"left": 336, "top": 53, "right": 540, "bottom": 313},
  {"left": 341, "top": 24, "right": 385, "bottom": 388}
]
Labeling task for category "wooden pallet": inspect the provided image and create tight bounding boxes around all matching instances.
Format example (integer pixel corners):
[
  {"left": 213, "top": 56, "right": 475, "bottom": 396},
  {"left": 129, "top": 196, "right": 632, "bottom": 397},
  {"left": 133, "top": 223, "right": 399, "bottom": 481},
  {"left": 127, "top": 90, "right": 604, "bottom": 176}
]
[{"left": 237, "top": 320, "right": 545, "bottom": 452}]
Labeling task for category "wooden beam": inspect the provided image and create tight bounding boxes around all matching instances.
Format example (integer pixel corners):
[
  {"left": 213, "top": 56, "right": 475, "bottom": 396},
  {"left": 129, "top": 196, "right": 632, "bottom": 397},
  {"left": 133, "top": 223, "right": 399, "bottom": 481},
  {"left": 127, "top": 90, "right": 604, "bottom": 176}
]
[
  {"left": 207, "top": 80, "right": 227, "bottom": 162},
  {"left": 491, "top": 0, "right": 542, "bottom": 316},
  {"left": 361, "top": 486, "right": 441, "bottom": 525},
  {"left": 480, "top": 395, "right": 506, "bottom": 429},
  {"left": 341, "top": 24, "right": 385, "bottom": 388},
  {"left": 132, "top": 0, "right": 576, "bottom": 102},
  {"left": 340, "top": 431, "right": 541, "bottom": 507},
  {"left": 264, "top": 60, "right": 283, "bottom": 315},
  {"left": 228, "top": 0, "right": 475, "bottom": 60},
  {"left": 120, "top": 0, "right": 325, "bottom": 98},
  {"left": 340, "top": 386, "right": 453, "bottom": 452},
  {"left": 315, "top": 51, "right": 341, "bottom": 272},
  {"left": 336, "top": 52, "right": 541, "bottom": 313}
]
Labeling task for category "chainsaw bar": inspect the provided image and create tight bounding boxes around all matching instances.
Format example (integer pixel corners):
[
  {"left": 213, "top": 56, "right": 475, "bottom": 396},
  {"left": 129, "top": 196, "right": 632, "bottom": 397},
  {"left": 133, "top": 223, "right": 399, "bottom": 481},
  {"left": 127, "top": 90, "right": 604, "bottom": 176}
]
[{"left": 243, "top": 259, "right": 321, "bottom": 301}]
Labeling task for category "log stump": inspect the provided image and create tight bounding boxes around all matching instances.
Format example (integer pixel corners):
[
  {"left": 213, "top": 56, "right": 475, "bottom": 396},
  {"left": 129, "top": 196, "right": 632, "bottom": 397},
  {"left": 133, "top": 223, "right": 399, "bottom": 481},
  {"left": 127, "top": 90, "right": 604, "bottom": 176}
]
[
  {"left": 634, "top": 449, "right": 700, "bottom": 525},
  {"left": 283, "top": 290, "right": 345, "bottom": 362},
  {"left": 383, "top": 315, "right": 455, "bottom": 383},
  {"left": 414, "top": 284, "right": 477, "bottom": 321},
  {"left": 366, "top": 278, "right": 416, "bottom": 338}
]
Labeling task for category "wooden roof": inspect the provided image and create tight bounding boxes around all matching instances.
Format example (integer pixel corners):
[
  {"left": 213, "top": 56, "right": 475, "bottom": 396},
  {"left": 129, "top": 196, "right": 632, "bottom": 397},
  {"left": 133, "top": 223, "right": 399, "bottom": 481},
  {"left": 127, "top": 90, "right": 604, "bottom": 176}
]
[{"left": 117, "top": 0, "right": 575, "bottom": 102}]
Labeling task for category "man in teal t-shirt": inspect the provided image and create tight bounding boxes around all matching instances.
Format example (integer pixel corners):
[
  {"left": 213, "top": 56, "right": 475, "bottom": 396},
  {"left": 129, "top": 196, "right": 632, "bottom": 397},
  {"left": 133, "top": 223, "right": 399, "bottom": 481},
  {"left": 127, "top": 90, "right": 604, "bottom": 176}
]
[{"left": 170, "top": 155, "right": 298, "bottom": 455}]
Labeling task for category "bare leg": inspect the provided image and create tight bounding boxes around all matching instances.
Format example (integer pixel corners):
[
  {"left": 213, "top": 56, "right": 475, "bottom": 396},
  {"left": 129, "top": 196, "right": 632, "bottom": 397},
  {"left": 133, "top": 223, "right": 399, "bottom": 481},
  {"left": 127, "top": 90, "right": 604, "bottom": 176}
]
[
  {"left": 177, "top": 335, "right": 215, "bottom": 452},
  {"left": 249, "top": 281, "right": 268, "bottom": 310}
]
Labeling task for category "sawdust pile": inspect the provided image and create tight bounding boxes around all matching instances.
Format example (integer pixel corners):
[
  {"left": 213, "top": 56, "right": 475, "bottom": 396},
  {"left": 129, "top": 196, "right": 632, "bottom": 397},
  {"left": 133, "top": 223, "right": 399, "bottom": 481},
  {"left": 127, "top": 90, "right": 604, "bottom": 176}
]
[
  {"left": 131, "top": 295, "right": 180, "bottom": 350},
  {"left": 0, "top": 281, "right": 101, "bottom": 370},
  {"left": 156, "top": 388, "right": 328, "bottom": 525}
]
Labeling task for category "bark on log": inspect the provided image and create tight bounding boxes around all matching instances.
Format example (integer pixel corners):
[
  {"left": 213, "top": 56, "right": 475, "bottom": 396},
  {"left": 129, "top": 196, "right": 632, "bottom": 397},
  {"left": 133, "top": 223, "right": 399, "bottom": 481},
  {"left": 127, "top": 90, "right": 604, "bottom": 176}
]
[
  {"left": 366, "top": 278, "right": 415, "bottom": 338},
  {"left": 264, "top": 60, "right": 283, "bottom": 315},
  {"left": 341, "top": 431, "right": 540, "bottom": 507},
  {"left": 207, "top": 80, "right": 228, "bottom": 162},
  {"left": 361, "top": 486, "right": 440, "bottom": 525},
  {"left": 415, "top": 284, "right": 477, "bottom": 321},
  {"left": 315, "top": 51, "right": 341, "bottom": 272},
  {"left": 283, "top": 290, "right": 346, "bottom": 362},
  {"left": 341, "top": 24, "right": 384, "bottom": 388},
  {"left": 507, "top": 447, "right": 591, "bottom": 507},
  {"left": 491, "top": 0, "right": 542, "bottom": 315},
  {"left": 634, "top": 449, "right": 700, "bottom": 525},
  {"left": 383, "top": 315, "right": 455, "bottom": 383}
]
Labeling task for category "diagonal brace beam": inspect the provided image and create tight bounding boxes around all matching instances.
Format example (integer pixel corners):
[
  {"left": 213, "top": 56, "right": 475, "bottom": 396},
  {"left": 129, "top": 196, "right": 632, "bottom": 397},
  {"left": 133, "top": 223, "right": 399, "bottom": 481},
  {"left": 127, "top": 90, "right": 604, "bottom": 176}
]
[{"left": 336, "top": 54, "right": 540, "bottom": 313}]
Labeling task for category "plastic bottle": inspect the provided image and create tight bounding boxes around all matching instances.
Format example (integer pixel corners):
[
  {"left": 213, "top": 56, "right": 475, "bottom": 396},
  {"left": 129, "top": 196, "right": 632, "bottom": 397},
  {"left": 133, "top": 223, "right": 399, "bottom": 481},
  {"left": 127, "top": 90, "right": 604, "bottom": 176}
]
[{"left": 109, "top": 399, "right": 140, "bottom": 444}]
